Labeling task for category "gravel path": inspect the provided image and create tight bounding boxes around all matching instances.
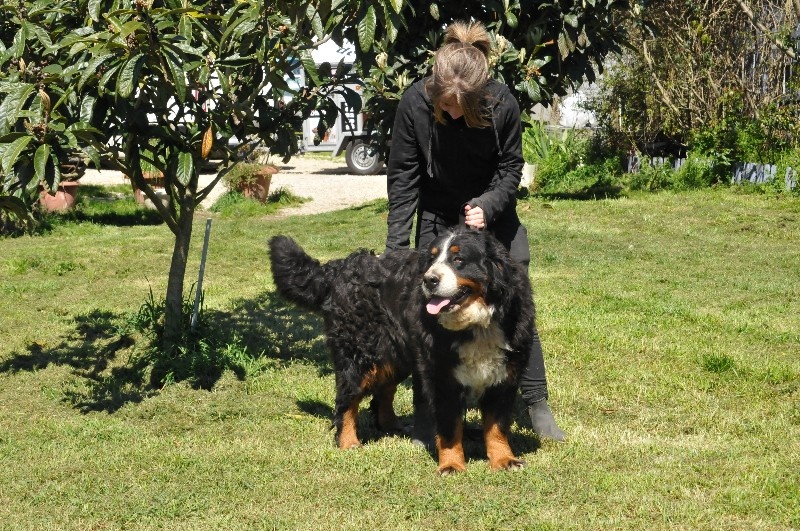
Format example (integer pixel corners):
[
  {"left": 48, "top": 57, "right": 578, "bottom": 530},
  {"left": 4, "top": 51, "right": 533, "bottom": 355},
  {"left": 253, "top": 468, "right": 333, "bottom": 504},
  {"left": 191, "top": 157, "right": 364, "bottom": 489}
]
[
  {"left": 80, "top": 156, "right": 388, "bottom": 214},
  {"left": 270, "top": 157, "right": 387, "bottom": 216}
]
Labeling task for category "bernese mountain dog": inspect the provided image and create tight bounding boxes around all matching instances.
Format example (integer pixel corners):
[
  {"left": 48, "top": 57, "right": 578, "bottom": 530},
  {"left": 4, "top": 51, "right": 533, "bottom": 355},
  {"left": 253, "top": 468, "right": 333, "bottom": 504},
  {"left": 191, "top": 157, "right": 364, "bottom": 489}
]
[{"left": 268, "top": 228, "right": 534, "bottom": 474}]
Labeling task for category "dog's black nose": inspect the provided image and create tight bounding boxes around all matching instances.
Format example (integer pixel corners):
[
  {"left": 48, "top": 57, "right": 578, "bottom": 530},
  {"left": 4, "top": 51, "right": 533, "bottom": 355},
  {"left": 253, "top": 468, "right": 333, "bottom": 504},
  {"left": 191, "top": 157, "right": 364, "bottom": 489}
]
[{"left": 423, "top": 272, "right": 440, "bottom": 290}]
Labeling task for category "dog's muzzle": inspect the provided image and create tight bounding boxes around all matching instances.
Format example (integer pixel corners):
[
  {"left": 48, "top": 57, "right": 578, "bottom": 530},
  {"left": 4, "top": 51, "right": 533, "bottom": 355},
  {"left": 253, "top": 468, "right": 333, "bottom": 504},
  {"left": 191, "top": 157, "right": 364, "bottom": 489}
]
[{"left": 423, "top": 266, "right": 471, "bottom": 315}]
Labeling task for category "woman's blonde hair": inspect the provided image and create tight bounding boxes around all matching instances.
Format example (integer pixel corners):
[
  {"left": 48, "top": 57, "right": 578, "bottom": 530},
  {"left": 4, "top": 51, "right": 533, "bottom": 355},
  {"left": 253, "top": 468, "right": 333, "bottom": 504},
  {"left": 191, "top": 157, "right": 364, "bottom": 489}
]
[{"left": 426, "top": 21, "right": 492, "bottom": 128}]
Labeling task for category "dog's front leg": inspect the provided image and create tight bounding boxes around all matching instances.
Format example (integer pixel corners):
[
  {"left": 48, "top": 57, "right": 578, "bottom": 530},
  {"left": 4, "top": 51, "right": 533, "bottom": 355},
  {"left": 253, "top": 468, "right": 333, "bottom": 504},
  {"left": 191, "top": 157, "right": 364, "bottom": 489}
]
[
  {"left": 480, "top": 387, "right": 525, "bottom": 470},
  {"left": 434, "top": 381, "right": 467, "bottom": 475},
  {"left": 436, "top": 418, "right": 466, "bottom": 475},
  {"left": 410, "top": 363, "right": 436, "bottom": 450}
]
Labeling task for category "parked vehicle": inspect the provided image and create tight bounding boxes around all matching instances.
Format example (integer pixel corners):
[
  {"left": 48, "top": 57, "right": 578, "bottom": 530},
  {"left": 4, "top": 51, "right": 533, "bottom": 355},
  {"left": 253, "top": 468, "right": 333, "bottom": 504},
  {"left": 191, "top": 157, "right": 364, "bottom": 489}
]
[{"left": 298, "top": 41, "right": 384, "bottom": 175}]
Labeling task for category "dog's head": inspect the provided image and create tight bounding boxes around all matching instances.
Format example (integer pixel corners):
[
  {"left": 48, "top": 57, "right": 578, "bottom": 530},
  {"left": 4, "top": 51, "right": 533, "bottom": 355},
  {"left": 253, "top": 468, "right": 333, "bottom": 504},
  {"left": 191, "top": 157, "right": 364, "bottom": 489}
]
[{"left": 422, "top": 229, "right": 513, "bottom": 331}]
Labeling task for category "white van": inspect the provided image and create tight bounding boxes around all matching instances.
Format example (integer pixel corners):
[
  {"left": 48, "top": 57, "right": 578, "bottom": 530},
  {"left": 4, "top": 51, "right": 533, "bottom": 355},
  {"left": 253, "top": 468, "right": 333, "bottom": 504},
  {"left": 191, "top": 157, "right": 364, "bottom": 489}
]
[{"left": 297, "top": 40, "right": 384, "bottom": 175}]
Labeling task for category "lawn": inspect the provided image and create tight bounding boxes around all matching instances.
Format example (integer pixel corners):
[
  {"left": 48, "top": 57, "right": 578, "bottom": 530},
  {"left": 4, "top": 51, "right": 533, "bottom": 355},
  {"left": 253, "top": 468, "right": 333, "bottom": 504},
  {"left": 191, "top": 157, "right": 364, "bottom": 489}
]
[{"left": 0, "top": 186, "right": 798, "bottom": 529}]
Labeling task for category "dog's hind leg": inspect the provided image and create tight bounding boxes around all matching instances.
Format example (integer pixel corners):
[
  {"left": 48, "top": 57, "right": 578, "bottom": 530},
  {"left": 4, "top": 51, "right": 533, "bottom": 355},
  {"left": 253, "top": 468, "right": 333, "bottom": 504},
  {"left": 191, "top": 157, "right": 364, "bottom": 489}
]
[
  {"left": 333, "top": 371, "right": 366, "bottom": 449},
  {"left": 334, "top": 393, "right": 364, "bottom": 449},
  {"left": 370, "top": 384, "right": 402, "bottom": 432}
]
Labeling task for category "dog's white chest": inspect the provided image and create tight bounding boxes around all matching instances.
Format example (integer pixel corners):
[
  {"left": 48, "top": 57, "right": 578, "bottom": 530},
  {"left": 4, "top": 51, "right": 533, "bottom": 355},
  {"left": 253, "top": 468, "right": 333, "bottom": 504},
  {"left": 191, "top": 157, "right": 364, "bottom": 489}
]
[{"left": 453, "top": 322, "right": 511, "bottom": 397}]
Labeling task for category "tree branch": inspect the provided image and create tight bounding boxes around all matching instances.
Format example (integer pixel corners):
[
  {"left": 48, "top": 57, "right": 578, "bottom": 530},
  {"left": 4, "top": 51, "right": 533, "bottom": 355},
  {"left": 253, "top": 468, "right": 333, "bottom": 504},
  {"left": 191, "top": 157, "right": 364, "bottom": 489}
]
[
  {"left": 641, "top": 40, "right": 682, "bottom": 116},
  {"left": 735, "top": 0, "right": 797, "bottom": 60}
]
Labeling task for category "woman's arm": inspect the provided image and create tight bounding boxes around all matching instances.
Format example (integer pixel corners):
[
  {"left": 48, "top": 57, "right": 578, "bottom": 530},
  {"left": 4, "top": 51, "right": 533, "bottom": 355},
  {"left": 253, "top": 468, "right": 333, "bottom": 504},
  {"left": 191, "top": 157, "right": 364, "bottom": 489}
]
[
  {"left": 386, "top": 92, "right": 423, "bottom": 250},
  {"left": 466, "top": 91, "right": 523, "bottom": 226}
]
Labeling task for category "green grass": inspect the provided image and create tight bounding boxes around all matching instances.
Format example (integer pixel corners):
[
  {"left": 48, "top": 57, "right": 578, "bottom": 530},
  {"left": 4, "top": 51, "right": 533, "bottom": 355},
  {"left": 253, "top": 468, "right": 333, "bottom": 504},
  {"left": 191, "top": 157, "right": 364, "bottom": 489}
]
[
  {"left": 0, "top": 187, "right": 798, "bottom": 529},
  {"left": 210, "top": 187, "right": 308, "bottom": 218}
]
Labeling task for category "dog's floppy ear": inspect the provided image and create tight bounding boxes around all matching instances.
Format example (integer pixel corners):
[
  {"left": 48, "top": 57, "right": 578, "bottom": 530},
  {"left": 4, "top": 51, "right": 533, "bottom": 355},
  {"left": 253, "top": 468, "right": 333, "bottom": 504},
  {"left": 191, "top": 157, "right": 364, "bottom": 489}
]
[{"left": 483, "top": 232, "right": 513, "bottom": 306}]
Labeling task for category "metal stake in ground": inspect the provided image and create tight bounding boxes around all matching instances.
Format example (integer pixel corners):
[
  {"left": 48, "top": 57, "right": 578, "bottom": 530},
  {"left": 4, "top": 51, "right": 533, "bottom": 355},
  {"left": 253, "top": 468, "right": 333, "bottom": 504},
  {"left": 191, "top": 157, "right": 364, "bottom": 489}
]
[{"left": 192, "top": 218, "right": 212, "bottom": 330}]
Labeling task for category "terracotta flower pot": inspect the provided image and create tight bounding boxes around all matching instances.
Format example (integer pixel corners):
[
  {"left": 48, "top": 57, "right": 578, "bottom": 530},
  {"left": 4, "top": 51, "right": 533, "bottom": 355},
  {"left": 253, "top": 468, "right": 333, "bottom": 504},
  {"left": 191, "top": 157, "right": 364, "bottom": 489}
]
[
  {"left": 131, "top": 171, "right": 166, "bottom": 207},
  {"left": 237, "top": 167, "right": 276, "bottom": 203},
  {"left": 39, "top": 181, "right": 80, "bottom": 212}
]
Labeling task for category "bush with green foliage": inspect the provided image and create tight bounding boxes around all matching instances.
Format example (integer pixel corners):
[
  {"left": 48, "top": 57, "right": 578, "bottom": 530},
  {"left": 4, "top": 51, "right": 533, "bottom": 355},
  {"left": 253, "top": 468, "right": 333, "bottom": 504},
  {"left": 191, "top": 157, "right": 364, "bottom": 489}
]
[
  {"left": 627, "top": 154, "right": 717, "bottom": 193},
  {"left": 522, "top": 123, "right": 624, "bottom": 197},
  {"left": 522, "top": 123, "right": 584, "bottom": 190},
  {"left": 210, "top": 187, "right": 306, "bottom": 218}
]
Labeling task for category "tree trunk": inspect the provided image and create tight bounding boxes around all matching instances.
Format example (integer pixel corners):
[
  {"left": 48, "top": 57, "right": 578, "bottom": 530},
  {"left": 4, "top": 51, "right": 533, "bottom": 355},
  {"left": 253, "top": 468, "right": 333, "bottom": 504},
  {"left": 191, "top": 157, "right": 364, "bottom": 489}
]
[{"left": 162, "top": 194, "right": 196, "bottom": 354}]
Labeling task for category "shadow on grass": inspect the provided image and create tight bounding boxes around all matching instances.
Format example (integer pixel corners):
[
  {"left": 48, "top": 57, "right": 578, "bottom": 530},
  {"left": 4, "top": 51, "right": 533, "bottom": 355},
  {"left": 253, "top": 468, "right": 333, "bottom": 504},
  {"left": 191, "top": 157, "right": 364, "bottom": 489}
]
[
  {"left": 0, "top": 291, "right": 329, "bottom": 413},
  {"left": 295, "top": 390, "right": 542, "bottom": 460},
  {"left": 209, "top": 291, "right": 331, "bottom": 372},
  {"left": 64, "top": 207, "right": 165, "bottom": 227},
  {"left": 0, "top": 290, "right": 543, "bottom": 460},
  {"left": 33, "top": 185, "right": 165, "bottom": 233},
  {"left": 0, "top": 309, "right": 148, "bottom": 412}
]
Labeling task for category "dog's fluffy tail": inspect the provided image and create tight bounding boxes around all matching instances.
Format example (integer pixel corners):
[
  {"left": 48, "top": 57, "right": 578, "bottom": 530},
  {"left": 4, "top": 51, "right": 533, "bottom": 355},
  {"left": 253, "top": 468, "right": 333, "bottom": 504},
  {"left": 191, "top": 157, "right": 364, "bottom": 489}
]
[{"left": 269, "top": 235, "right": 332, "bottom": 311}]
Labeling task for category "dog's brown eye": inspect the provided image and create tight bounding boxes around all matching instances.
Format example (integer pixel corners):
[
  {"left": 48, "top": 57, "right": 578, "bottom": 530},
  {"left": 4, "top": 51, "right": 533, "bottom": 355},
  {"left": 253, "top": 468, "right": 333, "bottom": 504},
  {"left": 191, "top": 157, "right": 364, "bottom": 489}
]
[{"left": 453, "top": 256, "right": 463, "bottom": 265}]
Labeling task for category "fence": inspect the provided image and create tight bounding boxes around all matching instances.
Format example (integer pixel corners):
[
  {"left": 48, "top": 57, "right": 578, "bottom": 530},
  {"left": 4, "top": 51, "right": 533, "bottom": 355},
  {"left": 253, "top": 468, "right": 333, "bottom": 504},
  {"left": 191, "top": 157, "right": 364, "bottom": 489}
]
[{"left": 626, "top": 154, "right": 797, "bottom": 190}]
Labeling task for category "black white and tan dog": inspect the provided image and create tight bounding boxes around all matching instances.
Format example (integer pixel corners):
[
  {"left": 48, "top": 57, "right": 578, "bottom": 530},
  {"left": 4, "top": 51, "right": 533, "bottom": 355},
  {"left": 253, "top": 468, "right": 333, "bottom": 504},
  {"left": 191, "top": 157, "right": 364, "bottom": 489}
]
[{"left": 268, "top": 228, "right": 535, "bottom": 474}]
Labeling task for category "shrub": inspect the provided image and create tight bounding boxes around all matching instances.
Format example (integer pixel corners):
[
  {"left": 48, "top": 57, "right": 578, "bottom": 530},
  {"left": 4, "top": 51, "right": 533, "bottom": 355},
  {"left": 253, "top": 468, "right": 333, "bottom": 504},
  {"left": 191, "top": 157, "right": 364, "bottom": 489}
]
[
  {"left": 673, "top": 155, "right": 716, "bottom": 190},
  {"left": 522, "top": 123, "right": 587, "bottom": 192},
  {"left": 626, "top": 157, "right": 674, "bottom": 192}
]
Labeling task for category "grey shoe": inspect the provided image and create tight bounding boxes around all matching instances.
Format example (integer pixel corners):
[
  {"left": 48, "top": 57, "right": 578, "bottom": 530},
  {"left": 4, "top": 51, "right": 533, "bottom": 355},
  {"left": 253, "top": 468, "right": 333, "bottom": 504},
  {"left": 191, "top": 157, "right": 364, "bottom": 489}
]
[{"left": 528, "top": 400, "right": 566, "bottom": 442}]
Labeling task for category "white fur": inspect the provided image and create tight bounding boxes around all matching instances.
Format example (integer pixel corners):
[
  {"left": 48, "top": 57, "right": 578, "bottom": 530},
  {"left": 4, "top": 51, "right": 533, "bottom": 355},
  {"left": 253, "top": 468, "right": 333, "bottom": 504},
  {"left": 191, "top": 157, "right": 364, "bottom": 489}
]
[
  {"left": 422, "top": 262, "right": 460, "bottom": 299},
  {"left": 438, "top": 298, "right": 493, "bottom": 331},
  {"left": 434, "top": 234, "right": 456, "bottom": 264},
  {"left": 453, "top": 321, "right": 511, "bottom": 398}
]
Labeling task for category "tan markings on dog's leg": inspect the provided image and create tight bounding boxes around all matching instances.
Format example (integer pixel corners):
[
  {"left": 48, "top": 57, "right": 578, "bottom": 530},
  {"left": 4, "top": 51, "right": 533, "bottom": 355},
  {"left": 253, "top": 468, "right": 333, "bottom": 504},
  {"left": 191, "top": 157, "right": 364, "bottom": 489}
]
[
  {"left": 339, "top": 398, "right": 362, "bottom": 449},
  {"left": 376, "top": 384, "right": 401, "bottom": 431},
  {"left": 483, "top": 414, "right": 524, "bottom": 470},
  {"left": 436, "top": 419, "right": 466, "bottom": 475}
]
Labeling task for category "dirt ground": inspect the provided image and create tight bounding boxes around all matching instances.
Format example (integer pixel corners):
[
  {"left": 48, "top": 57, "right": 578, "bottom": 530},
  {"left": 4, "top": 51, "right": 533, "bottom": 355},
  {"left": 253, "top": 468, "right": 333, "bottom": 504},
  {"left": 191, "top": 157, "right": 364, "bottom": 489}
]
[
  {"left": 80, "top": 155, "right": 388, "bottom": 213},
  {"left": 270, "top": 156, "right": 387, "bottom": 215}
]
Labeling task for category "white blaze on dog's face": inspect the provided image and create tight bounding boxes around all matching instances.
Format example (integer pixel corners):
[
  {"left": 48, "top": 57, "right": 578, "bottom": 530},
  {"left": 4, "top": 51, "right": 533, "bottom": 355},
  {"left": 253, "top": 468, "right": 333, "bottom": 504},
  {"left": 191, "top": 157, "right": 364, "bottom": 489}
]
[{"left": 422, "top": 232, "right": 493, "bottom": 330}]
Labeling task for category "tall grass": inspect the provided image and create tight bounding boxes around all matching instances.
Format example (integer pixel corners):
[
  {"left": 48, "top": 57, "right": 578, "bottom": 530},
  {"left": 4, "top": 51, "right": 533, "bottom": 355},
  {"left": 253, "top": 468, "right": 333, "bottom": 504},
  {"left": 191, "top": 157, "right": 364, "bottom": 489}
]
[{"left": 0, "top": 188, "right": 798, "bottom": 529}]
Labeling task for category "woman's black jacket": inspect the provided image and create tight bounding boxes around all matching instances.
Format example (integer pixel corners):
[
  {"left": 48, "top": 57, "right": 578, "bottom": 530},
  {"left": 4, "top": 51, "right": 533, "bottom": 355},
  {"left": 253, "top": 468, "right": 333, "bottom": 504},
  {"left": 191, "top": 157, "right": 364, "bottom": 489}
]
[{"left": 385, "top": 77, "right": 524, "bottom": 251}]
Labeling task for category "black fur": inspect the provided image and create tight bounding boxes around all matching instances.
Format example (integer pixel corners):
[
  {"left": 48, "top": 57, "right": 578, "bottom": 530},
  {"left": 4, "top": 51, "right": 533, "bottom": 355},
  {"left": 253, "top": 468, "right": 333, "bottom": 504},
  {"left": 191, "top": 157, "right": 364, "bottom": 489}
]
[{"left": 268, "top": 229, "right": 535, "bottom": 473}]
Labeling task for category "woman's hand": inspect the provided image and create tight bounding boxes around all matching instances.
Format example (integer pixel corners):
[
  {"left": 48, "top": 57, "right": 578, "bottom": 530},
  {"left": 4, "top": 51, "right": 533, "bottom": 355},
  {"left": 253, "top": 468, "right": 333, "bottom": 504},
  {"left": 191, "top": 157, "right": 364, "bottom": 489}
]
[{"left": 464, "top": 204, "right": 486, "bottom": 229}]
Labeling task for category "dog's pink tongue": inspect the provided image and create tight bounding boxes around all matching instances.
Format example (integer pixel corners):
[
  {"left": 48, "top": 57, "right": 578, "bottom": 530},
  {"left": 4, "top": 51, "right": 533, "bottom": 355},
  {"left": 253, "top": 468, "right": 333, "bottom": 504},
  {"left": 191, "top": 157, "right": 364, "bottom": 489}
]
[{"left": 426, "top": 297, "right": 451, "bottom": 315}]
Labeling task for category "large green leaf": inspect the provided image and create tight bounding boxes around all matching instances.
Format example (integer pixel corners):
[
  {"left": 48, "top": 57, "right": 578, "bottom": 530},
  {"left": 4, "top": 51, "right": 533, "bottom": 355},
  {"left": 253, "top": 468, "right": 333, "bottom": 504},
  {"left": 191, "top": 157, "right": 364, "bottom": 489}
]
[
  {"left": 78, "top": 53, "right": 115, "bottom": 91},
  {"left": 87, "top": 0, "right": 104, "bottom": 22},
  {"left": 357, "top": 5, "right": 377, "bottom": 52},
  {"left": 9, "top": 25, "right": 28, "bottom": 58},
  {"left": 301, "top": 50, "right": 321, "bottom": 86},
  {"left": 164, "top": 53, "right": 187, "bottom": 104},
  {"left": 33, "top": 144, "right": 50, "bottom": 183},
  {"left": 389, "top": 0, "right": 403, "bottom": 14},
  {"left": 24, "top": 20, "right": 53, "bottom": 49},
  {"left": 0, "top": 83, "right": 34, "bottom": 135},
  {"left": 97, "top": 63, "right": 122, "bottom": 94},
  {"left": 0, "top": 136, "right": 32, "bottom": 175},
  {"left": 117, "top": 54, "right": 145, "bottom": 98},
  {"left": 176, "top": 151, "right": 194, "bottom": 186},
  {"left": 307, "top": 4, "right": 324, "bottom": 40}
]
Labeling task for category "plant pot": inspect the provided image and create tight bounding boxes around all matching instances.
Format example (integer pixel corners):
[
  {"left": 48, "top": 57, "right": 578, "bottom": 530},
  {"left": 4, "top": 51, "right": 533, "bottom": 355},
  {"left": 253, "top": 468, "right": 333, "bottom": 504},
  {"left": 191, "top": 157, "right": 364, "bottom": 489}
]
[
  {"left": 237, "top": 168, "right": 275, "bottom": 203},
  {"left": 521, "top": 162, "right": 536, "bottom": 188},
  {"left": 39, "top": 181, "right": 80, "bottom": 212},
  {"left": 131, "top": 172, "right": 167, "bottom": 208}
]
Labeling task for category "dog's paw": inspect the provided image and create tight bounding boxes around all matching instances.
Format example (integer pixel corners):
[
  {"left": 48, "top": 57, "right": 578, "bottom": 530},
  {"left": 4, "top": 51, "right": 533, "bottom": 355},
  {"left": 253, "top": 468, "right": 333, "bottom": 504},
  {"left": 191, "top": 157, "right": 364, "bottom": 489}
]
[
  {"left": 491, "top": 457, "right": 525, "bottom": 471},
  {"left": 335, "top": 436, "right": 363, "bottom": 450},
  {"left": 437, "top": 463, "right": 467, "bottom": 476}
]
